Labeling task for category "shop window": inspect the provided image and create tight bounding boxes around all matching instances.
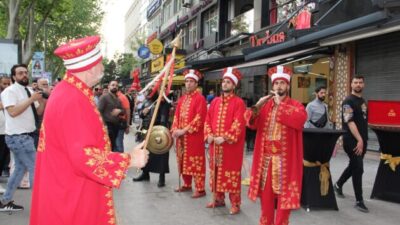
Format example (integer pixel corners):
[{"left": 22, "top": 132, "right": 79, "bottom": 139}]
[
  {"left": 203, "top": 7, "right": 218, "bottom": 37},
  {"left": 270, "top": 0, "right": 316, "bottom": 25},
  {"left": 188, "top": 19, "right": 197, "bottom": 44},
  {"left": 289, "top": 57, "right": 330, "bottom": 105}
]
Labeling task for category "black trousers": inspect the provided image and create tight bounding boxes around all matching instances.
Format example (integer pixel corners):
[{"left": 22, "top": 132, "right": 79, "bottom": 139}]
[
  {"left": 0, "top": 134, "right": 10, "bottom": 175},
  {"left": 336, "top": 139, "right": 367, "bottom": 202},
  {"left": 106, "top": 122, "right": 120, "bottom": 152}
]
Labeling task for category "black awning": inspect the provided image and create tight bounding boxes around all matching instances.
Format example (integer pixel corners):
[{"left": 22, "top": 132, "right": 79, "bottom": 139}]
[
  {"left": 186, "top": 55, "right": 245, "bottom": 72},
  {"left": 245, "top": 10, "right": 388, "bottom": 61}
]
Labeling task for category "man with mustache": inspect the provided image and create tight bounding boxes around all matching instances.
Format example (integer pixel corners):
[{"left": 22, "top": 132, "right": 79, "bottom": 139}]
[
  {"left": 334, "top": 75, "right": 369, "bottom": 213},
  {"left": 0, "top": 64, "right": 46, "bottom": 211},
  {"left": 171, "top": 69, "right": 207, "bottom": 197},
  {"left": 204, "top": 67, "right": 246, "bottom": 215},
  {"left": 246, "top": 65, "right": 307, "bottom": 225},
  {"left": 304, "top": 86, "right": 331, "bottom": 128},
  {"left": 98, "top": 80, "right": 125, "bottom": 152}
]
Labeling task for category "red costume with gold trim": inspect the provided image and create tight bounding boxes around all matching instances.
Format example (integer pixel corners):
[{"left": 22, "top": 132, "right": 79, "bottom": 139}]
[
  {"left": 205, "top": 93, "right": 246, "bottom": 206},
  {"left": 30, "top": 36, "right": 131, "bottom": 225},
  {"left": 30, "top": 74, "right": 131, "bottom": 225},
  {"left": 246, "top": 65, "right": 307, "bottom": 225},
  {"left": 246, "top": 97, "right": 306, "bottom": 225},
  {"left": 171, "top": 90, "right": 207, "bottom": 191}
]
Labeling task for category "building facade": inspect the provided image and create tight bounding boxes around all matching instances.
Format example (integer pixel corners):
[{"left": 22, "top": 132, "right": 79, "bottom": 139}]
[
  {"left": 125, "top": 0, "right": 150, "bottom": 53},
  {"left": 135, "top": 0, "right": 400, "bottom": 150}
]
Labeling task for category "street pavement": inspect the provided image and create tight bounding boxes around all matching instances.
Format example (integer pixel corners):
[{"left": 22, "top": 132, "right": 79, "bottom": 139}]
[{"left": 1, "top": 131, "right": 399, "bottom": 225}]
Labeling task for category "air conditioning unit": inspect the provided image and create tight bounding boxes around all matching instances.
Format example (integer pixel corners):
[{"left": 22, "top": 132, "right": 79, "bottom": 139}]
[{"left": 182, "top": 0, "right": 191, "bottom": 8}]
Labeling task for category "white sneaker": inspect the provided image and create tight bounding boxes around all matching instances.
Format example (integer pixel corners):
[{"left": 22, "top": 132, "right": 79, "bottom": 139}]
[{"left": 0, "top": 184, "right": 5, "bottom": 195}]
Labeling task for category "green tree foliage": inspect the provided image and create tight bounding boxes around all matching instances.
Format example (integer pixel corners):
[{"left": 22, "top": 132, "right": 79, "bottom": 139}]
[
  {"left": 102, "top": 53, "right": 141, "bottom": 87},
  {"left": 0, "top": 0, "right": 103, "bottom": 80}
]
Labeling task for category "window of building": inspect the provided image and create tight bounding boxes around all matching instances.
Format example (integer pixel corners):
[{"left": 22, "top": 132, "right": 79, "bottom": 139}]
[
  {"left": 180, "top": 27, "right": 187, "bottom": 48},
  {"left": 203, "top": 7, "right": 218, "bottom": 37},
  {"left": 270, "top": 0, "right": 316, "bottom": 25},
  {"left": 163, "top": 1, "right": 173, "bottom": 24},
  {"left": 149, "top": 13, "right": 161, "bottom": 34},
  {"left": 174, "top": 0, "right": 182, "bottom": 13},
  {"left": 188, "top": 19, "right": 197, "bottom": 44},
  {"left": 230, "top": 8, "right": 254, "bottom": 36}
]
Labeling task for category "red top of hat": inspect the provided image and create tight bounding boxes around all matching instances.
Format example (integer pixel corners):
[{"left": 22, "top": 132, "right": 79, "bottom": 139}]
[
  {"left": 183, "top": 69, "right": 203, "bottom": 81},
  {"left": 129, "top": 69, "right": 141, "bottom": 91},
  {"left": 54, "top": 36, "right": 102, "bottom": 73},
  {"left": 267, "top": 65, "right": 292, "bottom": 83},
  {"left": 222, "top": 67, "right": 242, "bottom": 85}
]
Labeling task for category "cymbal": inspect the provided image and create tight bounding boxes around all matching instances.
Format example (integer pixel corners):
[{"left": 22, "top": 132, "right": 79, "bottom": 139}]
[{"left": 147, "top": 125, "right": 173, "bottom": 154}]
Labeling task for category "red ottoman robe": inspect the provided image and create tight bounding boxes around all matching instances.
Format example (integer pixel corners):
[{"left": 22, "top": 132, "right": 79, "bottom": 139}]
[
  {"left": 171, "top": 91, "right": 207, "bottom": 179},
  {"left": 30, "top": 74, "right": 131, "bottom": 225},
  {"left": 205, "top": 94, "right": 246, "bottom": 194},
  {"left": 246, "top": 97, "right": 307, "bottom": 209}
]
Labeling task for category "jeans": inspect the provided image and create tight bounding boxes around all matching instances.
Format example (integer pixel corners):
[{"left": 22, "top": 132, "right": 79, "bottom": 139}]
[
  {"left": 1, "top": 134, "right": 36, "bottom": 204},
  {"left": 115, "top": 129, "right": 125, "bottom": 153},
  {"left": 106, "top": 122, "right": 120, "bottom": 152},
  {"left": 336, "top": 139, "right": 366, "bottom": 202}
]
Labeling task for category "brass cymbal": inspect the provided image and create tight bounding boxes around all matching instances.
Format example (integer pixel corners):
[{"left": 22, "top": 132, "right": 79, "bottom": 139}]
[{"left": 147, "top": 125, "right": 173, "bottom": 154}]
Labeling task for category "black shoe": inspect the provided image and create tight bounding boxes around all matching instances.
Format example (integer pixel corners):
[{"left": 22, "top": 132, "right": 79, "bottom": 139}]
[
  {"left": 2, "top": 169, "right": 10, "bottom": 177},
  {"left": 157, "top": 173, "right": 165, "bottom": 187},
  {"left": 333, "top": 183, "right": 345, "bottom": 198},
  {"left": 355, "top": 201, "right": 369, "bottom": 213},
  {"left": 0, "top": 201, "right": 24, "bottom": 212},
  {"left": 132, "top": 172, "right": 150, "bottom": 182}
]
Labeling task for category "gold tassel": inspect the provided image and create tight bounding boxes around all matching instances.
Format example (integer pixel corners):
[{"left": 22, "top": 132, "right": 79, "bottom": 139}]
[
  {"left": 303, "top": 160, "right": 330, "bottom": 196},
  {"left": 381, "top": 153, "right": 400, "bottom": 172}
]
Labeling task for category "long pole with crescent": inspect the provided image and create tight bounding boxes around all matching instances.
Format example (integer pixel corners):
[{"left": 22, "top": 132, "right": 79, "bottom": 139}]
[{"left": 142, "top": 30, "right": 182, "bottom": 151}]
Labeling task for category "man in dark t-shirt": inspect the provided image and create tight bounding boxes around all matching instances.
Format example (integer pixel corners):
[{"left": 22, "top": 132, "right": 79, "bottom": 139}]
[
  {"left": 98, "top": 80, "right": 124, "bottom": 152},
  {"left": 334, "top": 75, "right": 369, "bottom": 213}
]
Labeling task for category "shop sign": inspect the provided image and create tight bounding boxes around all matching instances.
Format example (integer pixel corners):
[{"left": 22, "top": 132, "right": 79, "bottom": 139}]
[
  {"left": 138, "top": 45, "right": 150, "bottom": 59},
  {"left": 147, "top": 0, "right": 161, "bottom": 19},
  {"left": 191, "top": 0, "right": 214, "bottom": 17},
  {"left": 151, "top": 56, "right": 164, "bottom": 73},
  {"left": 174, "top": 54, "right": 186, "bottom": 69},
  {"left": 147, "top": 32, "right": 158, "bottom": 44},
  {"left": 168, "top": 23, "right": 177, "bottom": 32},
  {"left": 166, "top": 54, "right": 185, "bottom": 70},
  {"left": 177, "top": 15, "right": 189, "bottom": 26},
  {"left": 249, "top": 30, "right": 286, "bottom": 47},
  {"left": 148, "top": 39, "right": 164, "bottom": 55},
  {"left": 191, "top": 4, "right": 202, "bottom": 16}
]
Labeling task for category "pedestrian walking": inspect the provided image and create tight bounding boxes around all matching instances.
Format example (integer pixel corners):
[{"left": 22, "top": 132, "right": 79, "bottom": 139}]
[{"left": 334, "top": 75, "right": 369, "bottom": 213}]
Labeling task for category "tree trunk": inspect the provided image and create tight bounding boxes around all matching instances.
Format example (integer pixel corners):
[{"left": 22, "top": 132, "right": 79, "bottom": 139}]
[
  {"left": 22, "top": 8, "right": 35, "bottom": 64},
  {"left": 6, "top": 0, "right": 22, "bottom": 39}
]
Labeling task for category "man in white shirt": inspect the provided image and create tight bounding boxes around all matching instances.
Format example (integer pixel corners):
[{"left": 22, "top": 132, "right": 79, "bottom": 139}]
[{"left": 0, "top": 64, "right": 46, "bottom": 212}]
